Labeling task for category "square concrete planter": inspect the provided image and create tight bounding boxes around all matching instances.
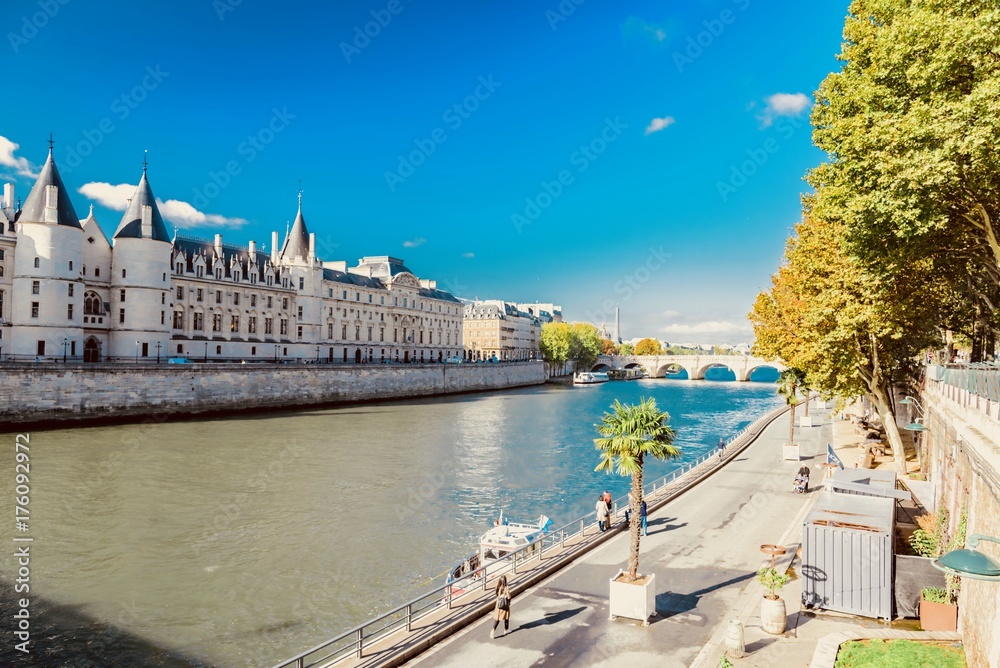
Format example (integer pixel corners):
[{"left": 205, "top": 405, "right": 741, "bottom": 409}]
[
  {"left": 609, "top": 570, "right": 656, "bottom": 625},
  {"left": 800, "top": 414, "right": 814, "bottom": 428},
  {"left": 782, "top": 443, "right": 801, "bottom": 461}
]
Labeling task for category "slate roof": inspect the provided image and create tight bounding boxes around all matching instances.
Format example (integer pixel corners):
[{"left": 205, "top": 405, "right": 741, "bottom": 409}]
[
  {"left": 19, "top": 148, "right": 81, "bottom": 229},
  {"left": 113, "top": 171, "right": 171, "bottom": 242},
  {"left": 279, "top": 202, "right": 310, "bottom": 261},
  {"left": 173, "top": 235, "right": 276, "bottom": 283}
]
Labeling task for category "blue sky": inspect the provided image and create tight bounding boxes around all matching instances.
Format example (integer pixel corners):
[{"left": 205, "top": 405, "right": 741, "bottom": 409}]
[{"left": 2, "top": 0, "right": 848, "bottom": 343}]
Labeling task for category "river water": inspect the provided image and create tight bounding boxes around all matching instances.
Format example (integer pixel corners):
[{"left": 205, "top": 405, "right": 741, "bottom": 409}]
[{"left": 0, "top": 372, "right": 781, "bottom": 667}]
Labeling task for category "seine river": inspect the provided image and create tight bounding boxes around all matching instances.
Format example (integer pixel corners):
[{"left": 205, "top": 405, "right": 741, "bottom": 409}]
[{"left": 0, "top": 371, "right": 781, "bottom": 667}]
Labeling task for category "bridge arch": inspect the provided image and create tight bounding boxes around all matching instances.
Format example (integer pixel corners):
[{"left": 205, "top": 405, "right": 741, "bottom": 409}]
[
  {"left": 742, "top": 364, "right": 782, "bottom": 382},
  {"left": 591, "top": 363, "right": 611, "bottom": 372},
  {"left": 655, "top": 363, "right": 689, "bottom": 379}
]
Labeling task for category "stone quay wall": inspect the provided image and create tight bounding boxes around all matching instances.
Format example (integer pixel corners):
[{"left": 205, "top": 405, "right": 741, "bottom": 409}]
[
  {"left": 922, "top": 379, "right": 1000, "bottom": 668},
  {"left": 0, "top": 361, "right": 546, "bottom": 425}
]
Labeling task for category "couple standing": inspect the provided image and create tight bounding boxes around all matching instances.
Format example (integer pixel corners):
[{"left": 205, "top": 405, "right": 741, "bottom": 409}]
[{"left": 596, "top": 492, "right": 648, "bottom": 535}]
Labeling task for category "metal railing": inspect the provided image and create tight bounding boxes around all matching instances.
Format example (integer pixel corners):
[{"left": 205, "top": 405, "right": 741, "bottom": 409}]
[
  {"left": 271, "top": 402, "right": 789, "bottom": 668},
  {"left": 927, "top": 363, "right": 1000, "bottom": 403}
]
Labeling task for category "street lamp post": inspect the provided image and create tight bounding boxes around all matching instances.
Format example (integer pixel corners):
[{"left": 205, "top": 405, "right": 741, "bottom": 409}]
[
  {"left": 135, "top": 340, "right": 139, "bottom": 364},
  {"left": 315, "top": 345, "right": 319, "bottom": 362},
  {"left": 63, "top": 338, "right": 68, "bottom": 363},
  {"left": 155, "top": 341, "right": 161, "bottom": 363},
  {"left": 204, "top": 341, "right": 208, "bottom": 363},
  {"left": 274, "top": 344, "right": 278, "bottom": 363}
]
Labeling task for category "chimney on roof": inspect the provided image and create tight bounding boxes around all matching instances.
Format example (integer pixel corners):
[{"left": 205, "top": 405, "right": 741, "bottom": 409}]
[
  {"left": 141, "top": 205, "right": 152, "bottom": 238},
  {"left": 214, "top": 233, "right": 223, "bottom": 257},
  {"left": 248, "top": 240, "right": 256, "bottom": 260},
  {"left": 3, "top": 183, "right": 13, "bottom": 211},
  {"left": 271, "top": 231, "right": 279, "bottom": 263},
  {"left": 308, "top": 232, "right": 316, "bottom": 263}
]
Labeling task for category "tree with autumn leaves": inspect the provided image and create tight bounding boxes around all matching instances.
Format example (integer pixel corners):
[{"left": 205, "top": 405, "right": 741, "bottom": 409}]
[{"left": 751, "top": 0, "right": 1000, "bottom": 471}]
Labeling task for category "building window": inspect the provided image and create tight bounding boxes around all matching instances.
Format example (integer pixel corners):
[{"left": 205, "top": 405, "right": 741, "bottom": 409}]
[
  {"left": 267, "top": 296, "right": 273, "bottom": 308},
  {"left": 298, "top": 277, "right": 304, "bottom": 290},
  {"left": 381, "top": 296, "right": 385, "bottom": 305},
  {"left": 231, "top": 315, "right": 240, "bottom": 332},
  {"left": 176, "top": 286, "right": 184, "bottom": 299},
  {"left": 67, "top": 304, "right": 73, "bottom": 319},
  {"left": 328, "top": 323, "right": 333, "bottom": 339},
  {"left": 122, "top": 269, "right": 126, "bottom": 278},
  {"left": 368, "top": 326, "right": 372, "bottom": 341},
  {"left": 280, "top": 319, "right": 288, "bottom": 335},
  {"left": 176, "top": 263, "right": 183, "bottom": 274},
  {"left": 0, "top": 291, "right": 4, "bottom": 319},
  {"left": 328, "top": 289, "right": 333, "bottom": 298},
  {"left": 95, "top": 267, "right": 100, "bottom": 277},
  {"left": 69, "top": 261, "right": 73, "bottom": 271},
  {"left": 251, "top": 294, "right": 256, "bottom": 307},
  {"left": 161, "top": 311, "right": 165, "bottom": 325},
  {"left": 173, "top": 311, "right": 183, "bottom": 329},
  {"left": 120, "top": 289, "right": 126, "bottom": 302},
  {"left": 194, "top": 312, "right": 204, "bottom": 331},
  {"left": 380, "top": 329, "right": 384, "bottom": 342},
  {"left": 196, "top": 266, "right": 203, "bottom": 278},
  {"left": 68, "top": 284, "right": 74, "bottom": 297},
  {"left": 177, "top": 344, "right": 184, "bottom": 354},
  {"left": 297, "top": 325, "right": 303, "bottom": 339},
  {"left": 34, "top": 257, "right": 39, "bottom": 268},
  {"left": 265, "top": 317, "right": 273, "bottom": 335},
  {"left": 161, "top": 293, "right": 165, "bottom": 305},
  {"left": 217, "top": 345, "right": 222, "bottom": 354},
  {"left": 368, "top": 294, "right": 372, "bottom": 303},
  {"left": 342, "top": 290, "right": 347, "bottom": 299},
  {"left": 119, "top": 308, "right": 125, "bottom": 324},
  {"left": 213, "top": 313, "right": 222, "bottom": 332},
  {"left": 282, "top": 298, "right": 288, "bottom": 310},
  {"left": 32, "top": 280, "right": 39, "bottom": 295},
  {"left": 216, "top": 291, "right": 222, "bottom": 304},
  {"left": 298, "top": 306, "right": 303, "bottom": 319},
  {"left": 196, "top": 289, "right": 203, "bottom": 302},
  {"left": 252, "top": 346, "right": 257, "bottom": 355},
  {"left": 234, "top": 293, "right": 240, "bottom": 306},
  {"left": 356, "top": 292, "right": 360, "bottom": 301},
  {"left": 248, "top": 316, "right": 257, "bottom": 334},
  {"left": 355, "top": 325, "right": 360, "bottom": 339},
  {"left": 342, "top": 324, "right": 347, "bottom": 339},
  {"left": 216, "top": 268, "right": 222, "bottom": 280},
  {"left": 404, "top": 298, "right": 408, "bottom": 308}
]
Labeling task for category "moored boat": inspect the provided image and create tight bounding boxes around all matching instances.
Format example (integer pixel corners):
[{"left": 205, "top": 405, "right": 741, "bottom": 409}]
[
  {"left": 573, "top": 371, "right": 610, "bottom": 385},
  {"left": 446, "top": 511, "right": 551, "bottom": 593}
]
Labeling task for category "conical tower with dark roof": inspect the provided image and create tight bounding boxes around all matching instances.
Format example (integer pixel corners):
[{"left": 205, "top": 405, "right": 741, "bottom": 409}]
[
  {"left": 278, "top": 192, "right": 313, "bottom": 265},
  {"left": 9, "top": 142, "right": 85, "bottom": 359},
  {"left": 108, "top": 161, "right": 171, "bottom": 360}
]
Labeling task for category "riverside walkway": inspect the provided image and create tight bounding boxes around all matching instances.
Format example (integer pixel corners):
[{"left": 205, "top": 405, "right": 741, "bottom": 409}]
[{"left": 401, "top": 405, "right": 833, "bottom": 668}]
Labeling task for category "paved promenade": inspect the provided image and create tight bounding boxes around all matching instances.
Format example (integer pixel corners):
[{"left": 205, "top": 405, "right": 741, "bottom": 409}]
[{"left": 402, "top": 405, "right": 835, "bottom": 668}]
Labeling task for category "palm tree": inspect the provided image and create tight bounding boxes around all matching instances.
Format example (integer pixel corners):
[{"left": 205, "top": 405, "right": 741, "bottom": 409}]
[
  {"left": 777, "top": 368, "right": 806, "bottom": 446},
  {"left": 594, "top": 397, "right": 680, "bottom": 581}
]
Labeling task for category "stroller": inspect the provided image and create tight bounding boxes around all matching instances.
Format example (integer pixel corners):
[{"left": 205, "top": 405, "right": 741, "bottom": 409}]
[{"left": 793, "top": 468, "right": 810, "bottom": 494}]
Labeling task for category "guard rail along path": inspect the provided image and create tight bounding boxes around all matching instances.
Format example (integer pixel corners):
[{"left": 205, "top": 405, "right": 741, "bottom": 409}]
[{"left": 273, "top": 402, "right": 791, "bottom": 668}]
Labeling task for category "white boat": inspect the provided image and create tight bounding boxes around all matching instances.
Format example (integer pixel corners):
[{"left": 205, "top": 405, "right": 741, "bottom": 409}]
[
  {"left": 446, "top": 511, "right": 551, "bottom": 593},
  {"left": 573, "top": 371, "right": 610, "bottom": 384}
]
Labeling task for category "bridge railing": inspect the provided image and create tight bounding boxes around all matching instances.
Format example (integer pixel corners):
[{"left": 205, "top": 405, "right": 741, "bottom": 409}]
[{"left": 271, "top": 404, "right": 788, "bottom": 668}]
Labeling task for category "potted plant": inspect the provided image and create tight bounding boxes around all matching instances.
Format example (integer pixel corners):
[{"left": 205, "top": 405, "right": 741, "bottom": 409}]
[
  {"left": 595, "top": 397, "right": 681, "bottom": 625},
  {"left": 758, "top": 565, "right": 790, "bottom": 634},
  {"left": 777, "top": 369, "right": 806, "bottom": 459},
  {"left": 919, "top": 587, "right": 957, "bottom": 632},
  {"left": 916, "top": 508, "right": 965, "bottom": 631}
]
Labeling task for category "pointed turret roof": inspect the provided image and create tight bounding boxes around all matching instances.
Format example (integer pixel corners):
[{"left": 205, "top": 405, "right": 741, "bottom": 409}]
[
  {"left": 113, "top": 168, "right": 171, "bottom": 242},
  {"left": 19, "top": 145, "right": 82, "bottom": 228},
  {"left": 279, "top": 192, "right": 310, "bottom": 262}
]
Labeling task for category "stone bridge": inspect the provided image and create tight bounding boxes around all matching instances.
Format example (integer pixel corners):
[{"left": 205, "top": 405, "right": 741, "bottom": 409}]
[{"left": 593, "top": 355, "right": 785, "bottom": 381}]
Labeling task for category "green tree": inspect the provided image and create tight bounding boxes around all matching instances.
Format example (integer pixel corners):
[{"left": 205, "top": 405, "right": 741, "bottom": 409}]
[
  {"left": 810, "top": 0, "right": 1000, "bottom": 358},
  {"left": 618, "top": 342, "right": 635, "bottom": 356},
  {"left": 539, "top": 322, "right": 572, "bottom": 367},
  {"left": 594, "top": 397, "right": 680, "bottom": 581},
  {"left": 570, "top": 322, "right": 603, "bottom": 369},
  {"left": 776, "top": 369, "right": 805, "bottom": 448},
  {"left": 634, "top": 338, "right": 663, "bottom": 356}
]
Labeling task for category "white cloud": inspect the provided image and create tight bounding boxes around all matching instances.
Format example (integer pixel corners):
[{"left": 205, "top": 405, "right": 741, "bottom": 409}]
[
  {"left": 645, "top": 116, "right": 676, "bottom": 135},
  {"left": 661, "top": 309, "right": 681, "bottom": 318},
  {"left": 461, "top": 252, "right": 475, "bottom": 258},
  {"left": 0, "top": 135, "right": 38, "bottom": 178},
  {"left": 661, "top": 320, "right": 750, "bottom": 335},
  {"left": 78, "top": 182, "right": 248, "bottom": 229},
  {"left": 759, "top": 92, "right": 810, "bottom": 127},
  {"left": 403, "top": 237, "right": 426, "bottom": 248},
  {"left": 622, "top": 16, "right": 670, "bottom": 43}
]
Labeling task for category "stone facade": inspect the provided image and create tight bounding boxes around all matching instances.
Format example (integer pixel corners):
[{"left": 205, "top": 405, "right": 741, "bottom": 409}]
[
  {"left": 463, "top": 300, "right": 541, "bottom": 361},
  {"left": 0, "top": 360, "right": 546, "bottom": 425},
  {"left": 0, "top": 148, "right": 463, "bottom": 365},
  {"left": 920, "top": 378, "right": 1000, "bottom": 668}
]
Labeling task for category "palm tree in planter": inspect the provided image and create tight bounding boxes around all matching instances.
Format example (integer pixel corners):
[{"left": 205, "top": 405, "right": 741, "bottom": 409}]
[
  {"left": 777, "top": 368, "right": 806, "bottom": 458},
  {"left": 594, "top": 397, "right": 680, "bottom": 624}
]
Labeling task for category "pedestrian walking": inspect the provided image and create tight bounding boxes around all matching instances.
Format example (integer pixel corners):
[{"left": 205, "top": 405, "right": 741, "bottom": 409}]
[
  {"left": 596, "top": 495, "right": 609, "bottom": 531},
  {"left": 717, "top": 437, "right": 726, "bottom": 459},
  {"left": 640, "top": 499, "right": 648, "bottom": 536},
  {"left": 604, "top": 490, "right": 613, "bottom": 526},
  {"left": 490, "top": 575, "right": 511, "bottom": 639}
]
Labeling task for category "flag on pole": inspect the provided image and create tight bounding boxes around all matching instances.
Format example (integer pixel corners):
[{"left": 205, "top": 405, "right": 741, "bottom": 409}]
[{"left": 827, "top": 443, "right": 844, "bottom": 469}]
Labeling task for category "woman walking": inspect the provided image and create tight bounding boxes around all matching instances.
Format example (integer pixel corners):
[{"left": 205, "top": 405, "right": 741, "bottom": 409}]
[{"left": 491, "top": 575, "right": 511, "bottom": 639}]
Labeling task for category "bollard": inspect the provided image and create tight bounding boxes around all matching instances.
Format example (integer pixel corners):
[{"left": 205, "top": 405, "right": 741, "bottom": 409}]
[{"left": 725, "top": 619, "right": 745, "bottom": 658}]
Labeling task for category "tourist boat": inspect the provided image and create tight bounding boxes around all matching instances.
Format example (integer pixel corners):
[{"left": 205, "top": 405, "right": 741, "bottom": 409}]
[
  {"left": 608, "top": 368, "right": 644, "bottom": 381},
  {"left": 573, "top": 371, "right": 610, "bottom": 385},
  {"left": 446, "top": 511, "right": 551, "bottom": 594}
]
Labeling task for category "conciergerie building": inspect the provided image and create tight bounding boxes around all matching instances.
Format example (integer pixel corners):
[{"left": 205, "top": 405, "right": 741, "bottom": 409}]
[{"left": 0, "top": 144, "right": 464, "bottom": 364}]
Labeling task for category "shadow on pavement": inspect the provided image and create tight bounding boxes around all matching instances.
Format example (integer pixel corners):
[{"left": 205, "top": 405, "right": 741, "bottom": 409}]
[
  {"left": 654, "top": 571, "right": 758, "bottom": 620},
  {"left": 513, "top": 606, "right": 587, "bottom": 633}
]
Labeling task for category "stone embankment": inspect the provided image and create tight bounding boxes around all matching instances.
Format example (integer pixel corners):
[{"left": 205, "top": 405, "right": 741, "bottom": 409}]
[{"left": 0, "top": 361, "right": 546, "bottom": 426}]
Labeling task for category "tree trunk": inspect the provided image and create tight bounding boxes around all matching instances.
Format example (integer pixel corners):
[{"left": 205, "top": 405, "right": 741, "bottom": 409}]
[
  {"left": 803, "top": 390, "right": 810, "bottom": 417},
  {"left": 628, "top": 463, "right": 644, "bottom": 580},
  {"left": 870, "top": 383, "right": 906, "bottom": 473},
  {"left": 789, "top": 400, "right": 796, "bottom": 447}
]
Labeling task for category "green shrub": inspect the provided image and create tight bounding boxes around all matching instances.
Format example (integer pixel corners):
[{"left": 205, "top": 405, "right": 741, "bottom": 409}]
[
  {"left": 718, "top": 657, "right": 733, "bottom": 668},
  {"left": 922, "top": 587, "right": 950, "bottom": 604},
  {"left": 909, "top": 529, "right": 938, "bottom": 558},
  {"left": 758, "top": 566, "right": 790, "bottom": 599}
]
